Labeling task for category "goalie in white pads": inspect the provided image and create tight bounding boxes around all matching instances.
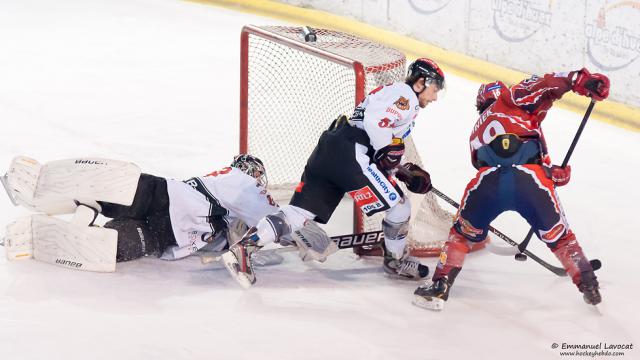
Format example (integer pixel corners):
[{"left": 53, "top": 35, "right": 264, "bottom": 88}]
[
  {"left": 222, "top": 58, "right": 446, "bottom": 288},
  {"left": 2, "top": 154, "right": 335, "bottom": 271}
]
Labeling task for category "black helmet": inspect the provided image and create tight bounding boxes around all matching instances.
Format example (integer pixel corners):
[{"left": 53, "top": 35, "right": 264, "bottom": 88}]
[
  {"left": 230, "top": 154, "right": 267, "bottom": 187},
  {"left": 405, "top": 58, "right": 445, "bottom": 91}
]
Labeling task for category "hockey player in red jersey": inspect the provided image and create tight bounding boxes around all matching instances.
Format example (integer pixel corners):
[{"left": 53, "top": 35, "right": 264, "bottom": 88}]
[
  {"left": 222, "top": 58, "right": 445, "bottom": 288},
  {"left": 413, "top": 69, "right": 609, "bottom": 310}
]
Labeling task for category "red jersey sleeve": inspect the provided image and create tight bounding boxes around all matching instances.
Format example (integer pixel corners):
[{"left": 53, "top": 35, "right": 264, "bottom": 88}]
[{"left": 508, "top": 72, "right": 574, "bottom": 123}]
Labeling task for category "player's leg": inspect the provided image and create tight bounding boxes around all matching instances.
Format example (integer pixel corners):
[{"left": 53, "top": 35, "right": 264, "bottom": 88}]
[
  {"left": 103, "top": 218, "right": 161, "bottom": 262},
  {"left": 327, "top": 138, "right": 430, "bottom": 279},
  {"left": 380, "top": 196, "right": 430, "bottom": 280},
  {"left": 414, "top": 167, "right": 503, "bottom": 310},
  {"left": 99, "top": 173, "right": 164, "bottom": 219},
  {"left": 513, "top": 165, "right": 600, "bottom": 304}
]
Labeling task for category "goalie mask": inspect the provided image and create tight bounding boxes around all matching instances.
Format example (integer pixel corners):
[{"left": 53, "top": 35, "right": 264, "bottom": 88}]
[
  {"left": 476, "top": 81, "right": 507, "bottom": 114},
  {"left": 405, "top": 58, "right": 446, "bottom": 92},
  {"left": 231, "top": 154, "right": 268, "bottom": 188}
]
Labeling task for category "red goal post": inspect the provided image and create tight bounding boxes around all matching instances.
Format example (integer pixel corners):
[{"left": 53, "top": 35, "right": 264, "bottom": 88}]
[{"left": 239, "top": 25, "right": 475, "bottom": 256}]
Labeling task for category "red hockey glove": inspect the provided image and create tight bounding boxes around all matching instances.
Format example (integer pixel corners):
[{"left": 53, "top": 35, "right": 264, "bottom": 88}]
[
  {"left": 396, "top": 163, "right": 432, "bottom": 194},
  {"left": 572, "top": 68, "right": 610, "bottom": 101},
  {"left": 550, "top": 165, "right": 571, "bottom": 187},
  {"left": 374, "top": 141, "right": 405, "bottom": 172}
]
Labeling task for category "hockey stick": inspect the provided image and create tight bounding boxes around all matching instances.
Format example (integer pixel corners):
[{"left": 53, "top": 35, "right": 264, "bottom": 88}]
[
  {"left": 515, "top": 99, "right": 596, "bottom": 260},
  {"left": 201, "top": 230, "right": 386, "bottom": 264},
  {"left": 200, "top": 246, "right": 297, "bottom": 265},
  {"left": 429, "top": 187, "right": 568, "bottom": 276}
]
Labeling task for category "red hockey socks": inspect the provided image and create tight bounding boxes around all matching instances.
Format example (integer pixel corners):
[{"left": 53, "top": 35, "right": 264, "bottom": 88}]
[
  {"left": 432, "top": 228, "right": 472, "bottom": 281},
  {"left": 550, "top": 231, "right": 594, "bottom": 286}
]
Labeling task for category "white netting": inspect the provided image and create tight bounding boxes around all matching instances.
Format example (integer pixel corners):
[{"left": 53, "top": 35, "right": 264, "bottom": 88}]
[{"left": 242, "top": 25, "right": 454, "bottom": 255}]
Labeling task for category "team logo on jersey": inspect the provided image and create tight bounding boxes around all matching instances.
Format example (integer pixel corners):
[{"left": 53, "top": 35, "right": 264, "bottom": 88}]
[
  {"left": 394, "top": 96, "right": 410, "bottom": 111},
  {"left": 541, "top": 224, "right": 565, "bottom": 242},
  {"left": 348, "top": 186, "right": 384, "bottom": 213},
  {"left": 502, "top": 137, "right": 510, "bottom": 150}
]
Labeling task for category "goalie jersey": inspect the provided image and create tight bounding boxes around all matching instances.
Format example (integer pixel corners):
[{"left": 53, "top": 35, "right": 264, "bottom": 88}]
[{"left": 163, "top": 167, "right": 279, "bottom": 259}]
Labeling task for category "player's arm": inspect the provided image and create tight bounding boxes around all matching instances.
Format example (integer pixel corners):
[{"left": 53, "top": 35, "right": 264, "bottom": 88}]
[
  {"left": 509, "top": 72, "right": 574, "bottom": 115},
  {"left": 229, "top": 183, "right": 280, "bottom": 228},
  {"left": 510, "top": 69, "right": 609, "bottom": 115}
]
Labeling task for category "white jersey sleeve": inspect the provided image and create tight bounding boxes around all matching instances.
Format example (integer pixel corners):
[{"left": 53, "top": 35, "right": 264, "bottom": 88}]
[{"left": 350, "top": 82, "right": 420, "bottom": 151}]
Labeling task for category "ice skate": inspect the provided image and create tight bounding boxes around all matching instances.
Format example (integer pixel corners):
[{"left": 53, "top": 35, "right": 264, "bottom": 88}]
[
  {"left": 412, "top": 277, "right": 453, "bottom": 311},
  {"left": 578, "top": 270, "right": 601, "bottom": 305},
  {"left": 382, "top": 245, "right": 429, "bottom": 280},
  {"left": 221, "top": 230, "right": 262, "bottom": 289}
]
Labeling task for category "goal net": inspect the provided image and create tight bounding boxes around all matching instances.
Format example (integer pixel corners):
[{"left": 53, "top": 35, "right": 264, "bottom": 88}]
[{"left": 240, "top": 25, "right": 474, "bottom": 256}]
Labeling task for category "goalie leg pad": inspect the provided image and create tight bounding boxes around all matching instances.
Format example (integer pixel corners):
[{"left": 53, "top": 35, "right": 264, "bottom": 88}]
[
  {"left": 5, "top": 213, "right": 118, "bottom": 272},
  {"left": 5, "top": 216, "right": 35, "bottom": 260},
  {"left": 4, "top": 156, "right": 141, "bottom": 215},
  {"left": 3, "top": 156, "right": 42, "bottom": 208}
]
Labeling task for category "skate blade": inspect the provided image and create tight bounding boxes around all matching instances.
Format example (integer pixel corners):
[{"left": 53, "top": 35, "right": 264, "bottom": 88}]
[
  {"left": 412, "top": 295, "right": 445, "bottom": 311},
  {"left": 221, "top": 252, "right": 254, "bottom": 290}
]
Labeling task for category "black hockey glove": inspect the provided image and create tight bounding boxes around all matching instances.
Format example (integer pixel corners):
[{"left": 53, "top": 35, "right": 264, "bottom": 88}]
[
  {"left": 396, "top": 163, "right": 432, "bottom": 194},
  {"left": 374, "top": 141, "right": 405, "bottom": 172}
]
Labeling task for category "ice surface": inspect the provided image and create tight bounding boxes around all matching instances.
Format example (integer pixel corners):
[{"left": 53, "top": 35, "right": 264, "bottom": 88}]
[{"left": 0, "top": 1, "right": 638, "bottom": 359}]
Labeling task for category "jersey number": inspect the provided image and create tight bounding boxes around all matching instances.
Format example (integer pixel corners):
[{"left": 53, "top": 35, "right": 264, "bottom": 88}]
[
  {"left": 378, "top": 118, "right": 392, "bottom": 128},
  {"left": 481, "top": 120, "right": 506, "bottom": 145},
  {"left": 205, "top": 167, "right": 232, "bottom": 177}
]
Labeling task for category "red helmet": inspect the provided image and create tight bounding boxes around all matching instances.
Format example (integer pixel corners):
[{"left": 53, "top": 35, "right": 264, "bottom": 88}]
[
  {"left": 476, "top": 81, "right": 507, "bottom": 114},
  {"left": 406, "top": 58, "right": 445, "bottom": 90}
]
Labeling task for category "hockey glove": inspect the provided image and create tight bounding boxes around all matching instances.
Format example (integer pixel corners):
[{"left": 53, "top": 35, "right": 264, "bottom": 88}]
[
  {"left": 550, "top": 165, "right": 571, "bottom": 187},
  {"left": 572, "top": 68, "right": 610, "bottom": 101},
  {"left": 206, "top": 215, "right": 229, "bottom": 241},
  {"left": 374, "top": 140, "right": 405, "bottom": 172},
  {"left": 396, "top": 163, "right": 432, "bottom": 194}
]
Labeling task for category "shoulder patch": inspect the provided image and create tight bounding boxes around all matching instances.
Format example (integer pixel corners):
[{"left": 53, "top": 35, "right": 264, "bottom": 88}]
[{"left": 394, "top": 96, "right": 410, "bottom": 111}]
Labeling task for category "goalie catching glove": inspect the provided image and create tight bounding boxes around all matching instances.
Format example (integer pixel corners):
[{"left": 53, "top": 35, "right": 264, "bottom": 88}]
[{"left": 396, "top": 163, "right": 432, "bottom": 194}]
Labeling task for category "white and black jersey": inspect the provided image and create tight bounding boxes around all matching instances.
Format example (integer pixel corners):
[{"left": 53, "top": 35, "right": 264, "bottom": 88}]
[
  {"left": 290, "top": 81, "right": 421, "bottom": 223},
  {"left": 349, "top": 82, "right": 420, "bottom": 151},
  {"left": 162, "top": 167, "right": 279, "bottom": 259}
]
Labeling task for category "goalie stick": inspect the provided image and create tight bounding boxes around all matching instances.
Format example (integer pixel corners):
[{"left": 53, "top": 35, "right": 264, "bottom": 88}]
[{"left": 200, "top": 229, "right": 386, "bottom": 264}]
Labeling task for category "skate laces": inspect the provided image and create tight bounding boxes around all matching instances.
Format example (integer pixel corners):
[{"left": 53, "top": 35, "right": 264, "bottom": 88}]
[{"left": 398, "top": 256, "right": 421, "bottom": 275}]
